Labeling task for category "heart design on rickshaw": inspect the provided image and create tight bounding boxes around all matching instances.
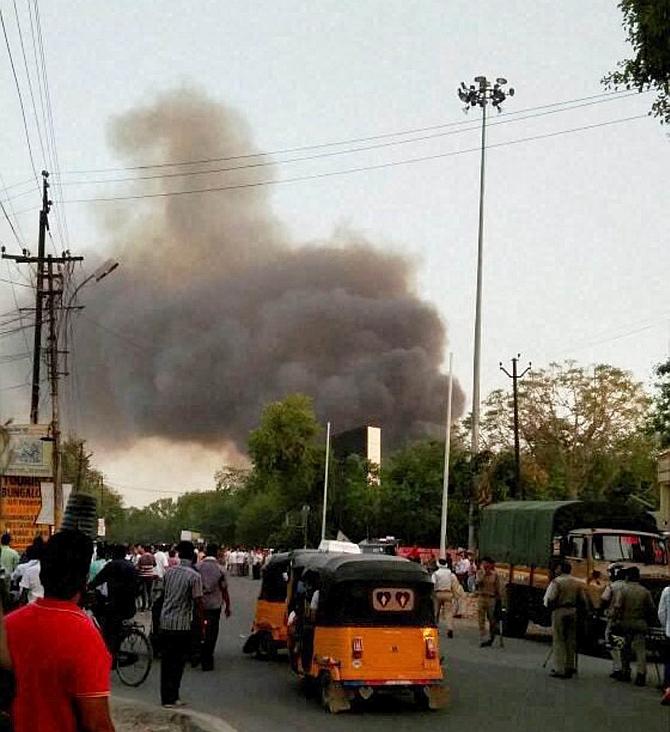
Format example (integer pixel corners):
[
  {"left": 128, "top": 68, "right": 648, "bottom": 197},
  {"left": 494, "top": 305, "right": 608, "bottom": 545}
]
[
  {"left": 395, "top": 591, "right": 411, "bottom": 608},
  {"left": 376, "top": 591, "right": 392, "bottom": 607}
]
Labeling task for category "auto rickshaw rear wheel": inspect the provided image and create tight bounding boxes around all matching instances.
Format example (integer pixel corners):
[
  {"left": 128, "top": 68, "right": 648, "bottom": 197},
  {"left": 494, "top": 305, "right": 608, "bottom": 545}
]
[
  {"left": 413, "top": 686, "right": 431, "bottom": 710},
  {"left": 255, "top": 631, "right": 277, "bottom": 660}
]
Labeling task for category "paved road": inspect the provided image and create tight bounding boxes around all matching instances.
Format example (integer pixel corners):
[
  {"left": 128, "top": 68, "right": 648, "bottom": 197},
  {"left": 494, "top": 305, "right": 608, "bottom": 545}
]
[{"left": 114, "top": 576, "right": 669, "bottom": 732}]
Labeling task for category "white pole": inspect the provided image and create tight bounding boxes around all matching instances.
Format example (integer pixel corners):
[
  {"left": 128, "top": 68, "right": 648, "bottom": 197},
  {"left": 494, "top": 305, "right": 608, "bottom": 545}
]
[
  {"left": 321, "top": 421, "right": 331, "bottom": 542},
  {"left": 440, "top": 354, "right": 454, "bottom": 561}
]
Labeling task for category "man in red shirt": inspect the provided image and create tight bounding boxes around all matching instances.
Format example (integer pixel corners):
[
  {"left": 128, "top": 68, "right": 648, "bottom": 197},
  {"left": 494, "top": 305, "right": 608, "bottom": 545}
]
[{"left": 6, "top": 530, "right": 115, "bottom": 732}]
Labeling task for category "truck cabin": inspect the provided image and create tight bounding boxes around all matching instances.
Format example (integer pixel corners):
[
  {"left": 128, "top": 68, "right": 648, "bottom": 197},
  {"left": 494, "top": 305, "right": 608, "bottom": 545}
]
[{"left": 558, "top": 529, "right": 669, "bottom": 567}]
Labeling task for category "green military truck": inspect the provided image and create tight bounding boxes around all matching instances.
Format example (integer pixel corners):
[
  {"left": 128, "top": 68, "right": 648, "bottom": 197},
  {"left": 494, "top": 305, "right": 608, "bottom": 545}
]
[{"left": 479, "top": 500, "right": 670, "bottom": 640}]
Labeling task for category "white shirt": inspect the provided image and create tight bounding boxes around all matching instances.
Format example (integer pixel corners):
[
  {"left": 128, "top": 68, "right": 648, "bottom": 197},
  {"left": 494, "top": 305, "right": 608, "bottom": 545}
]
[
  {"left": 20, "top": 560, "right": 44, "bottom": 603},
  {"left": 658, "top": 585, "right": 670, "bottom": 638},
  {"left": 432, "top": 567, "right": 458, "bottom": 593},
  {"left": 11, "top": 559, "right": 36, "bottom": 585},
  {"left": 455, "top": 558, "right": 471, "bottom": 575},
  {"left": 154, "top": 550, "right": 168, "bottom": 579}
]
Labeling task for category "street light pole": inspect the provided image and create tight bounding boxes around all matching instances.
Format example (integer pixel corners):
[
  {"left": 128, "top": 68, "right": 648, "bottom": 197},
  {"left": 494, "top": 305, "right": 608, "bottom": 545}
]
[
  {"left": 439, "top": 353, "right": 454, "bottom": 560},
  {"left": 457, "top": 76, "right": 514, "bottom": 548}
]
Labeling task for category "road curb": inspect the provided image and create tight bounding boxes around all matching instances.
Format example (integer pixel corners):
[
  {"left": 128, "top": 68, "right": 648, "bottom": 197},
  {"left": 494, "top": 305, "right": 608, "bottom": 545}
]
[{"left": 113, "top": 696, "right": 239, "bottom": 732}]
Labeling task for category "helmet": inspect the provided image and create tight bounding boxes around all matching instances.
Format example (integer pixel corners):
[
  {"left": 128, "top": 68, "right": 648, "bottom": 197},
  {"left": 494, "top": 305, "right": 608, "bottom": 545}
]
[{"left": 607, "top": 563, "right": 624, "bottom": 581}]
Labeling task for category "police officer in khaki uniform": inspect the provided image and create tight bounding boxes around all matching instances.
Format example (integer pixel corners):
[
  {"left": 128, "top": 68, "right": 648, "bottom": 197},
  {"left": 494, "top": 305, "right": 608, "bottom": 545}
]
[
  {"left": 543, "top": 560, "right": 583, "bottom": 679},
  {"left": 475, "top": 557, "right": 503, "bottom": 647},
  {"left": 601, "top": 563, "right": 627, "bottom": 679},
  {"left": 611, "top": 566, "right": 656, "bottom": 686}
]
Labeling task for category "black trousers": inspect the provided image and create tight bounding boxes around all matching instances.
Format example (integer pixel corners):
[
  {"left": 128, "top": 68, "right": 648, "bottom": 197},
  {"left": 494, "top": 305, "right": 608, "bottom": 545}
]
[
  {"left": 160, "top": 630, "right": 192, "bottom": 705},
  {"left": 201, "top": 608, "right": 222, "bottom": 671}
]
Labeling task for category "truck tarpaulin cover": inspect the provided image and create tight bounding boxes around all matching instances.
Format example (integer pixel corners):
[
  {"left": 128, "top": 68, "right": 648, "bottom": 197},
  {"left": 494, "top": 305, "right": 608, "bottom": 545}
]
[{"left": 479, "top": 501, "right": 659, "bottom": 568}]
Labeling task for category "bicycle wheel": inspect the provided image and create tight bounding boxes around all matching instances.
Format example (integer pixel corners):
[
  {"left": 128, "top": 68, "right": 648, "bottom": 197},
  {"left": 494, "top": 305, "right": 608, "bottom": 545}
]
[{"left": 116, "top": 628, "right": 152, "bottom": 687}]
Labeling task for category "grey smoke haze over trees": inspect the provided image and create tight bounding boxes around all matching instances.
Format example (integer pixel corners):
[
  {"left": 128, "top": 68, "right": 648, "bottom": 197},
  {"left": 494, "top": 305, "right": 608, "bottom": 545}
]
[{"left": 74, "top": 87, "right": 464, "bottom": 452}]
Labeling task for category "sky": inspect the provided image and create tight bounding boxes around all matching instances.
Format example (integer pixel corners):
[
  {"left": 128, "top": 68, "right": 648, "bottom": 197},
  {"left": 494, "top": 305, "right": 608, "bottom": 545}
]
[{"left": 0, "top": 1, "right": 668, "bottom": 507}]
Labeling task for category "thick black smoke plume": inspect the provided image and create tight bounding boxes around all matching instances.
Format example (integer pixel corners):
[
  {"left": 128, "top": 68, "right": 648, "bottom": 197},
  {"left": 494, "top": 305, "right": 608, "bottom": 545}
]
[{"left": 75, "top": 88, "right": 464, "bottom": 450}]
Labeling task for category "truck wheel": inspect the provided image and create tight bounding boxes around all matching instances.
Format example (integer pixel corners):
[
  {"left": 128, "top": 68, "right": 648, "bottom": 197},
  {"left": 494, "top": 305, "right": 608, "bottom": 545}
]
[
  {"left": 504, "top": 586, "right": 529, "bottom": 638},
  {"left": 503, "top": 613, "right": 528, "bottom": 638}
]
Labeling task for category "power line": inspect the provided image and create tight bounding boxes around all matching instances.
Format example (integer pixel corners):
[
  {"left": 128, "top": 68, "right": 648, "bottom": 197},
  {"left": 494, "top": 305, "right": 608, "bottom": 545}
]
[
  {"left": 53, "top": 92, "right": 645, "bottom": 189},
  {"left": 0, "top": 276, "right": 34, "bottom": 289},
  {"left": 32, "top": 1, "right": 69, "bottom": 252},
  {"left": 56, "top": 89, "right": 644, "bottom": 178},
  {"left": 12, "top": 0, "right": 47, "bottom": 163},
  {"left": 81, "top": 314, "right": 158, "bottom": 354},
  {"left": 0, "top": 8, "right": 40, "bottom": 190},
  {"left": 60, "top": 114, "right": 648, "bottom": 205},
  {"left": 0, "top": 198, "right": 24, "bottom": 247}
]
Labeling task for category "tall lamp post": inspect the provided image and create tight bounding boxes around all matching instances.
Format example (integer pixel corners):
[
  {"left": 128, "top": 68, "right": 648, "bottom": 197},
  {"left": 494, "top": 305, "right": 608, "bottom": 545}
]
[{"left": 457, "top": 76, "right": 514, "bottom": 548}]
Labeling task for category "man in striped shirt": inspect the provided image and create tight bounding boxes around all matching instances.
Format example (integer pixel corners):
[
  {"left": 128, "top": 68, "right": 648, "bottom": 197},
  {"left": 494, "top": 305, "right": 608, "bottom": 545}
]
[{"left": 160, "top": 541, "right": 203, "bottom": 708}]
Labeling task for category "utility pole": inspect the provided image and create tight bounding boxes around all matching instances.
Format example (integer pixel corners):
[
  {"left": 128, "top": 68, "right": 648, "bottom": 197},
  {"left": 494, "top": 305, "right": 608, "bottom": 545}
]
[
  {"left": 2, "top": 246, "right": 83, "bottom": 529},
  {"left": 46, "top": 256, "right": 63, "bottom": 526},
  {"left": 30, "top": 171, "right": 51, "bottom": 424},
  {"left": 457, "top": 76, "right": 514, "bottom": 547},
  {"left": 500, "top": 355, "right": 531, "bottom": 499}
]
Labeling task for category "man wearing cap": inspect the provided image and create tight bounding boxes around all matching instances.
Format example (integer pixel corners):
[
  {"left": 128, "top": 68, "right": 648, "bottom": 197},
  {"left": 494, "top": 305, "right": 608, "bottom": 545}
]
[
  {"left": 611, "top": 566, "right": 656, "bottom": 686},
  {"left": 601, "top": 563, "right": 627, "bottom": 680},
  {"left": 475, "top": 556, "right": 504, "bottom": 647}
]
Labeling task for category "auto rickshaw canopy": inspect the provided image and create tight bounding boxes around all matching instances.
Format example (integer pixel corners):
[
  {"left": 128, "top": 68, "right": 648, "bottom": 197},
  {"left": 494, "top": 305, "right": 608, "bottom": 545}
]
[{"left": 300, "top": 553, "right": 435, "bottom": 627}]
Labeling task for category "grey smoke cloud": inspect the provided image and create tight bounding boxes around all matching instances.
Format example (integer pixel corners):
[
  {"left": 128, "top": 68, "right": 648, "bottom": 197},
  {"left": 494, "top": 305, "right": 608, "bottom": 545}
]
[{"left": 75, "top": 87, "right": 465, "bottom": 450}]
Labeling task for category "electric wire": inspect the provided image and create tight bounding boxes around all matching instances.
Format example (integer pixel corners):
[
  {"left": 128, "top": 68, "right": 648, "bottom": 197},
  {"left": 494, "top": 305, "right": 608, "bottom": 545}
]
[
  {"left": 33, "top": 0, "right": 70, "bottom": 252},
  {"left": 12, "top": 0, "right": 47, "bottom": 163},
  {"left": 0, "top": 8, "right": 40, "bottom": 191},
  {"left": 53, "top": 93, "right": 645, "bottom": 189},
  {"left": 58, "top": 89, "right": 644, "bottom": 176},
  {"left": 60, "top": 114, "right": 648, "bottom": 205}
]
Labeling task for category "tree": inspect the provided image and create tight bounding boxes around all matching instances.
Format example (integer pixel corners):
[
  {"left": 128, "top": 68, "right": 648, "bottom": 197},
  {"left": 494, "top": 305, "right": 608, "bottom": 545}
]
[
  {"left": 481, "top": 361, "right": 655, "bottom": 500},
  {"left": 649, "top": 357, "right": 670, "bottom": 446},
  {"left": 61, "top": 437, "right": 125, "bottom": 532},
  {"left": 377, "top": 439, "right": 472, "bottom": 547},
  {"left": 235, "top": 490, "right": 285, "bottom": 547},
  {"left": 0, "top": 423, "right": 9, "bottom": 475},
  {"left": 603, "top": 0, "right": 670, "bottom": 124}
]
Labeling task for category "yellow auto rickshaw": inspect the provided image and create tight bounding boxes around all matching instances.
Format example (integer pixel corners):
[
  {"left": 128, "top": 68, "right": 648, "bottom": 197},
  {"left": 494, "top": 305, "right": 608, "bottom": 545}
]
[
  {"left": 243, "top": 552, "right": 291, "bottom": 659},
  {"left": 243, "top": 549, "right": 317, "bottom": 659},
  {"left": 287, "top": 553, "right": 446, "bottom": 712}
]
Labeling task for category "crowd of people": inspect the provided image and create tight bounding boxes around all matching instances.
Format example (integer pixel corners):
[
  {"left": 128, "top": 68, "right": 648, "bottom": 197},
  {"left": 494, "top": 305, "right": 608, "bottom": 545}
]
[
  {"left": 0, "top": 530, "right": 668, "bottom": 730},
  {"left": 0, "top": 531, "right": 243, "bottom": 731}
]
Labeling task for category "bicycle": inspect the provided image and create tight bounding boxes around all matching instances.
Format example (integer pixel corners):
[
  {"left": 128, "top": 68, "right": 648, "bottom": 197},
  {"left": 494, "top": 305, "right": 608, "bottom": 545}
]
[
  {"left": 115, "top": 619, "right": 153, "bottom": 687},
  {"left": 85, "top": 599, "right": 153, "bottom": 687}
]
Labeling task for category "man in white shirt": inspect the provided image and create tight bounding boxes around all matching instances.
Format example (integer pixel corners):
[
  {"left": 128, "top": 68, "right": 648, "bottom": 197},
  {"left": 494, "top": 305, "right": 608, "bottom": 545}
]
[
  {"left": 154, "top": 545, "right": 169, "bottom": 581},
  {"left": 20, "top": 560, "right": 43, "bottom": 603},
  {"left": 656, "top": 584, "right": 670, "bottom": 705},
  {"left": 432, "top": 558, "right": 464, "bottom": 638}
]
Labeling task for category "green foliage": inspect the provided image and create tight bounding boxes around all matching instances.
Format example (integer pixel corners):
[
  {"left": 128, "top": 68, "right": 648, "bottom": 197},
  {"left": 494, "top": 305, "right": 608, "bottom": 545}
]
[
  {"left": 603, "top": 0, "right": 670, "bottom": 123},
  {"left": 377, "top": 440, "right": 471, "bottom": 547},
  {"left": 649, "top": 357, "right": 670, "bottom": 447},
  {"left": 61, "top": 437, "right": 125, "bottom": 532},
  {"left": 235, "top": 490, "right": 284, "bottom": 547},
  {"left": 101, "top": 361, "right": 662, "bottom": 549},
  {"left": 0, "top": 424, "right": 9, "bottom": 475},
  {"left": 481, "top": 362, "right": 655, "bottom": 501}
]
